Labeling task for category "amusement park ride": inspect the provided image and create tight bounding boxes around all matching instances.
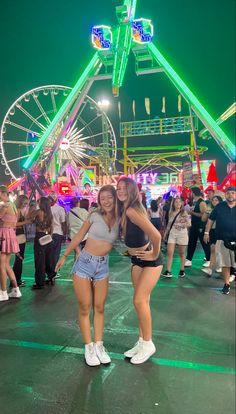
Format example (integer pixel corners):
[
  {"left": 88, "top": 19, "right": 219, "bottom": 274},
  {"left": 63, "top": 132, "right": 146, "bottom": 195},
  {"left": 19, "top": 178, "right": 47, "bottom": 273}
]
[{"left": 0, "top": 0, "right": 235, "bottom": 198}]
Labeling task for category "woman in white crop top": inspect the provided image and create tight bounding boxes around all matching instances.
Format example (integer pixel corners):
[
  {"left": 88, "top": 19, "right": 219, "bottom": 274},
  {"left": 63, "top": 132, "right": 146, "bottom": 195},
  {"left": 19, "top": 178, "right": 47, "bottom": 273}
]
[
  {"left": 147, "top": 199, "right": 163, "bottom": 231},
  {"left": 56, "top": 185, "right": 118, "bottom": 367}
]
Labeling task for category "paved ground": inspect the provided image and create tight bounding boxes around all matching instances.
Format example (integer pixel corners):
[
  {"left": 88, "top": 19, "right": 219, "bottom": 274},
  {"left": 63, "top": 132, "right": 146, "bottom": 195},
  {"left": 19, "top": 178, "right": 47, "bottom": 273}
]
[{"left": 0, "top": 242, "right": 235, "bottom": 414}]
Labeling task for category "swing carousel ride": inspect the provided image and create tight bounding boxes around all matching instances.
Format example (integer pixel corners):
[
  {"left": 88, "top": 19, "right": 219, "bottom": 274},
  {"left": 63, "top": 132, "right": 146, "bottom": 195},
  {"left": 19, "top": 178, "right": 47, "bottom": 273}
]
[{"left": 0, "top": 0, "right": 235, "bottom": 197}]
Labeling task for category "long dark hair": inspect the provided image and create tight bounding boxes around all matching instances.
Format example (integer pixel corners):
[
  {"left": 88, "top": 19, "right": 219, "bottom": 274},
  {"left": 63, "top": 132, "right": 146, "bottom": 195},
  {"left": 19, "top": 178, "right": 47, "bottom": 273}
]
[
  {"left": 117, "top": 177, "right": 147, "bottom": 234},
  {"left": 150, "top": 199, "right": 158, "bottom": 212},
  {"left": 211, "top": 195, "right": 223, "bottom": 207},
  {"left": 39, "top": 197, "right": 53, "bottom": 228},
  {"left": 80, "top": 198, "right": 89, "bottom": 211}
]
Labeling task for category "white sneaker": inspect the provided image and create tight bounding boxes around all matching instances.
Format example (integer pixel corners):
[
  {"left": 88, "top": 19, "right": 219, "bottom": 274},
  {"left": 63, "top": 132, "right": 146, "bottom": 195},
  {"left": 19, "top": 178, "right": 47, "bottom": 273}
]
[
  {"left": 229, "top": 274, "right": 235, "bottom": 283},
  {"left": 215, "top": 268, "right": 222, "bottom": 273},
  {"left": 8, "top": 287, "right": 22, "bottom": 298},
  {"left": 130, "top": 340, "right": 156, "bottom": 364},
  {"left": 124, "top": 338, "right": 143, "bottom": 358},
  {"left": 0, "top": 290, "right": 9, "bottom": 302},
  {"left": 95, "top": 342, "right": 111, "bottom": 364},
  {"left": 202, "top": 268, "right": 212, "bottom": 276},
  {"left": 85, "top": 343, "right": 100, "bottom": 366},
  {"left": 184, "top": 260, "right": 192, "bottom": 267},
  {"left": 203, "top": 261, "right": 210, "bottom": 268}
]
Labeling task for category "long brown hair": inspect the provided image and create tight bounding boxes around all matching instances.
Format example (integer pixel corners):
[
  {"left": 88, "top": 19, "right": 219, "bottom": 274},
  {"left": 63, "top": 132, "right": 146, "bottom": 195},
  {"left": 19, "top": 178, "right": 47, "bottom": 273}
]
[
  {"left": 117, "top": 177, "right": 147, "bottom": 235},
  {"left": 39, "top": 197, "right": 53, "bottom": 229},
  {"left": 170, "top": 197, "right": 185, "bottom": 216}
]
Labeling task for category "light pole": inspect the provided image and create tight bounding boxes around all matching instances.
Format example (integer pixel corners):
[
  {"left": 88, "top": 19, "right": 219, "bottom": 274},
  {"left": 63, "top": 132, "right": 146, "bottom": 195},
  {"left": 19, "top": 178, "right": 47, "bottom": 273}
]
[{"left": 97, "top": 99, "right": 112, "bottom": 176}]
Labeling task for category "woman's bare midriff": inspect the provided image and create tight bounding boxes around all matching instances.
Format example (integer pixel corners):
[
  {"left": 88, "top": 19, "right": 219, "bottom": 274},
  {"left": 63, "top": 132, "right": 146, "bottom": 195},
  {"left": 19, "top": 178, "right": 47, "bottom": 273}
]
[
  {"left": 84, "top": 238, "right": 113, "bottom": 256},
  {"left": 127, "top": 242, "right": 150, "bottom": 256}
]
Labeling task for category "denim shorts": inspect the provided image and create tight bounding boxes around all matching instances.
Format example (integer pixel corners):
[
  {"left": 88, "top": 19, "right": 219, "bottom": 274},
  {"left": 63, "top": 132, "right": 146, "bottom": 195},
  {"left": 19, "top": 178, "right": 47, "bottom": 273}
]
[{"left": 72, "top": 249, "right": 109, "bottom": 281}]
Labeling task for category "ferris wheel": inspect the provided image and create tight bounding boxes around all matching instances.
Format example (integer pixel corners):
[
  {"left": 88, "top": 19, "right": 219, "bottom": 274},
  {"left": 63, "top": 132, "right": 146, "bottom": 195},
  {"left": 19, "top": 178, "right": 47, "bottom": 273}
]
[{"left": 0, "top": 85, "right": 117, "bottom": 181}]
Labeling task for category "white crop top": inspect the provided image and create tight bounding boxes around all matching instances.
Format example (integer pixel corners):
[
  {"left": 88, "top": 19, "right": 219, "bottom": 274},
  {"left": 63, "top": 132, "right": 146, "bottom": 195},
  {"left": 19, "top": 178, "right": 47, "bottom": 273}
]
[
  {"left": 87, "top": 212, "right": 119, "bottom": 244},
  {"left": 148, "top": 208, "right": 161, "bottom": 218}
]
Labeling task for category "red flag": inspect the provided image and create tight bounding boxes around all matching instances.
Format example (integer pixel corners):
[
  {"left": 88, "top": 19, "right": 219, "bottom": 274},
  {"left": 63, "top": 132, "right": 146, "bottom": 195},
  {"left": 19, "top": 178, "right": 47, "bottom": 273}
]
[{"left": 207, "top": 162, "right": 218, "bottom": 183}]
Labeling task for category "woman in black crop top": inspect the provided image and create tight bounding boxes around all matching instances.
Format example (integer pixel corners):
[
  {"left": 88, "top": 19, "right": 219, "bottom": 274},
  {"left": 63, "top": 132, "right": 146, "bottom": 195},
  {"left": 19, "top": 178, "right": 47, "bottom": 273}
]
[{"left": 117, "top": 177, "right": 163, "bottom": 365}]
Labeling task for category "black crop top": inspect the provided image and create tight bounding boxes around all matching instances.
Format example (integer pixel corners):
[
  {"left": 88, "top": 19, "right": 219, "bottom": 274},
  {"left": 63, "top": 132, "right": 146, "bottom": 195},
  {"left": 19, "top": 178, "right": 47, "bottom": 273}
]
[{"left": 125, "top": 217, "right": 149, "bottom": 248}]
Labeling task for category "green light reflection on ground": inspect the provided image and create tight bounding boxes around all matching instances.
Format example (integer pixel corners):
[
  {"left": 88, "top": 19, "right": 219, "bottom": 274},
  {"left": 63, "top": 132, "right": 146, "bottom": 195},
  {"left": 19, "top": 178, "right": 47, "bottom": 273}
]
[{"left": 0, "top": 339, "right": 234, "bottom": 375}]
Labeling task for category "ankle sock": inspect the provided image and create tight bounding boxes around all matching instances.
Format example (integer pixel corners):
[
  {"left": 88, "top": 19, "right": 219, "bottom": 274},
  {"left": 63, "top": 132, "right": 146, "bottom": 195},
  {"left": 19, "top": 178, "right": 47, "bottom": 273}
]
[{"left": 142, "top": 339, "right": 153, "bottom": 345}]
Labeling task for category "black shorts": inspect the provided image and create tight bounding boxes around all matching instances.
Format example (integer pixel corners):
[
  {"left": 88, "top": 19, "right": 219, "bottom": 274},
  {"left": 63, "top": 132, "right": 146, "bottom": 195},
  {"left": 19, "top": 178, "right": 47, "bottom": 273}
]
[
  {"left": 209, "top": 229, "right": 217, "bottom": 245},
  {"left": 131, "top": 251, "right": 163, "bottom": 268}
]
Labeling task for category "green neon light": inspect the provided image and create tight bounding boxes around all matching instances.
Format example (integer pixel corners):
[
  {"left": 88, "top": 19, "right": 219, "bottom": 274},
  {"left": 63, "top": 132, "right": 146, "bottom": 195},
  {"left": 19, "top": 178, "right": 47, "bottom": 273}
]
[
  {"left": 112, "top": 0, "right": 137, "bottom": 93},
  {"left": 112, "top": 25, "right": 132, "bottom": 91},
  {"left": 124, "top": 0, "right": 137, "bottom": 21},
  {"left": 117, "top": 0, "right": 137, "bottom": 23},
  {"left": 23, "top": 52, "right": 100, "bottom": 170},
  {"left": 148, "top": 42, "right": 235, "bottom": 161},
  {"left": 0, "top": 339, "right": 234, "bottom": 375}
]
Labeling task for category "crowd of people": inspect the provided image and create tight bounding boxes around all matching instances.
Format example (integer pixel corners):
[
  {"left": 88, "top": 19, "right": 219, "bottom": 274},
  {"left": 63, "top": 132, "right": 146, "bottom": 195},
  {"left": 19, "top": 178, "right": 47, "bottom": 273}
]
[{"left": 0, "top": 181, "right": 235, "bottom": 365}]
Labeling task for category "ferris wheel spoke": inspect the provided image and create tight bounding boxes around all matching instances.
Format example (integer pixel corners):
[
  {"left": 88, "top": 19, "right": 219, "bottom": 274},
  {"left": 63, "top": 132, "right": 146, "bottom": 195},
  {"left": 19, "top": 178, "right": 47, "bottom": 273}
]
[
  {"left": 73, "top": 149, "right": 92, "bottom": 161},
  {"left": 50, "top": 90, "right": 57, "bottom": 114},
  {"left": 79, "top": 131, "right": 105, "bottom": 142},
  {"left": 67, "top": 129, "right": 83, "bottom": 142},
  {"left": 32, "top": 95, "right": 51, "bottom": 124},
  {"left": 7, "top": 154, "right": 30, "bottom": 164},
  {"left": 76, "top": 115, "right": 101, "bottom": 136},
  {"left": 61, "top": 149, "right": 70, "bottom": 161},
  {"left": 68, "top": 150, "right": 86, "bottom": 166},
  {"left": 72, "top": 147, "right": 86, "bottom": 158},
  {"left": 16, "top": 104, "right": 47, "bottom": 131},
  {"left": 2, "top": 140, "right": 38, "bottom": 145},
  {"left": 74, "top": 100, "right": 87, "bottom": 123},
  {"left": 5, "top": 121, "right": 39, "bottom": 136}
]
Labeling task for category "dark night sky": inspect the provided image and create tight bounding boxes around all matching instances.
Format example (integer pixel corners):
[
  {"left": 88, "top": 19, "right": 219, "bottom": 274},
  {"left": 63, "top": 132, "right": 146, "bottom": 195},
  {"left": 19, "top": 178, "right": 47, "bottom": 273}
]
[{"left": 0, "top": 0, "right": 235, "bottom": 182}]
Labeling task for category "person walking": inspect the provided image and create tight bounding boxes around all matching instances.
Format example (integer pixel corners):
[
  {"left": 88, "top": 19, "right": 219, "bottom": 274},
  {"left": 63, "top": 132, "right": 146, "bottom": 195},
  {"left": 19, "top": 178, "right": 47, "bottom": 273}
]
[
  {"left": 204, "top": 186, "right": 236, "bottom": 294},
  {"left": 48, "top": 193, "right": 66, "bottom": 276},
  {"left": 12, "top": 195, "right": 31, "bottom": 287},
  {"left": 56, "top": 185, "right": 119, "bottom": 366},
  {"left": 116, "top": 177, "right": 163, "bottom": 364},
  {"left": 0, "top": 186, "right": 22, "bottom": 301},
  {"left": 162, "top": 197, "right": 191, "bottom": 278},
  {"left": 68, "top": 197, "right": 89, "bottom": 257},
  {"left": 147, "top": 199, "right": 162, "bottom": 231},
  {"left": 201, "top": 195, "right": 223, "bottom": 277},
  {"left": 185, "top": 187, "right": 210, "bottom": 267},
  {"left": 162, "top": 196, "right": 173, "bottom": 229},
  {"left": 33, "top": 197, "right": 56, "bottom": 289}
]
